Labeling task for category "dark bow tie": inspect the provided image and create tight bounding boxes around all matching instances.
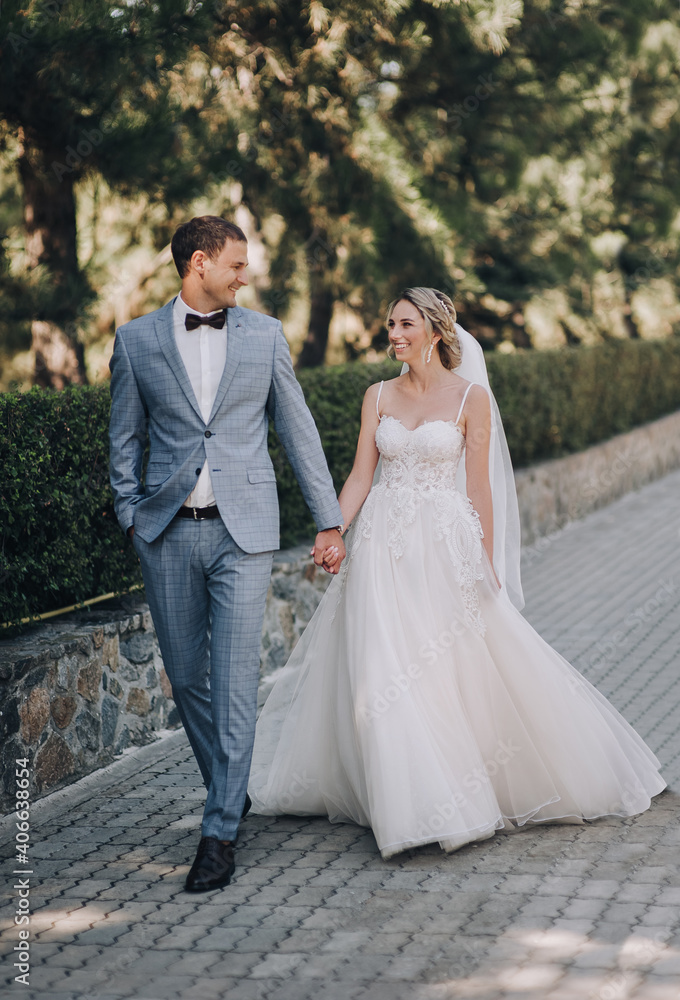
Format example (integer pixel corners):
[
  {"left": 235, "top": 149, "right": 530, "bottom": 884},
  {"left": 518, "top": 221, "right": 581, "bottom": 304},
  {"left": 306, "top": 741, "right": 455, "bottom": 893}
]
[{"left": 184, "top": 310, "right": 226, "bottom": 331}]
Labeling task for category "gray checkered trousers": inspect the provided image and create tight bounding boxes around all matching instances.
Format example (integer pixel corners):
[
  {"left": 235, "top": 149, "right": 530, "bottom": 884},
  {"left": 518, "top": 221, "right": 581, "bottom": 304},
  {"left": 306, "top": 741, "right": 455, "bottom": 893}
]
[{"left": 109, "top": 299, "right": 342, "bottom": 839}]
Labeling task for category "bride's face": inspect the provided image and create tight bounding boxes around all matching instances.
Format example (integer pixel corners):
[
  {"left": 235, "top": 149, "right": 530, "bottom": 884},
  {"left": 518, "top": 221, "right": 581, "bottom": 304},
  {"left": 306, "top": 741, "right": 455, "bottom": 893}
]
[{"left": 387, "top": 299, "right": 438, "bottom": 364}]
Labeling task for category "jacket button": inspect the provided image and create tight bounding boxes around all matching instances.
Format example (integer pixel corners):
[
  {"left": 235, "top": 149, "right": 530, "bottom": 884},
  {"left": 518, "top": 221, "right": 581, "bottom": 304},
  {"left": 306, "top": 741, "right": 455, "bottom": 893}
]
[
  {"left": 195, "top": 468, "right": 201, "bottom": 476},
  {"left": 204, "top": 430, "right": 212, "bottom": 438}
]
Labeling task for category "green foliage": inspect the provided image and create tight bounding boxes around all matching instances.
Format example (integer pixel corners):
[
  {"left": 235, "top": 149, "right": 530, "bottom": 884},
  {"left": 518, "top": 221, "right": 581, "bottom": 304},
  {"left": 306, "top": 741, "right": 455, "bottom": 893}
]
[
  {"left": 0, "top": 0, "right": 218, "bottom": 383},
  {"left": 2, "top": 337, "right": 680, "bottom": 625},
  {"left": 485, "top": 337, "right": 680, "bottom": 466},
  {"left": 0, "top": 0, "right": 215, "bottom": 202},
  {"left": 0, "top": 386, "right": 141, "bottom": 629}
]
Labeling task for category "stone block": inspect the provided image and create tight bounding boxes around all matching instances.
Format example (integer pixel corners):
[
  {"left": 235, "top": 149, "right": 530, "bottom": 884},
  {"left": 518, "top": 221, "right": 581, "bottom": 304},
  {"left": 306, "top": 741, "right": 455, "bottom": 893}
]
[
  {"left": 75, "top": 710, "right": 101, "bottom": 752},
  {"left": 102, "top": 636, "right": 119, "bottom": 671},
  {"left": 77, "top": 660, "right": 103, "bottom": 703},
  {"left": 0, "top": 694, "right": 20, "bottom": 740},
  {"left": 261, "top": 632, "right": 288, "bottom": 673},
  {"left": 34, "top": 733, "right": 75, "bottom": 791},
  {"left": 115, "top": 725, "right": 131, "bottom": 754},
  {"left": 51, "top": 694, "right": 77, "bottom": 729},
  {"left": 102, "top": 696, "right": 120, "bottom": 747},
  {"left": 127, "top": 688, "right": 151, "bottom": 716},
  {"left": 56, "top": 657, "right": 71, "bottom": 690},
  {"left": 109, "top": 676, "right": 124, "bottom": 699},
  {"left": 120, "top": 633, "right": 154, "bottom": 665},
  {"left": 272, "top": 574, "right": 299, "bottom": 602},
  {"left": 1, "top": 736, "right": 26, "bottom": 798},
  {"left": 19, "top": 686, "right": 50, "bottom": 744},
  {"left": 294, "top": 580, "right": 329, "bottom": 623},
  {"left": 159, "top": 669, "right": 173, "bottom": 700}
]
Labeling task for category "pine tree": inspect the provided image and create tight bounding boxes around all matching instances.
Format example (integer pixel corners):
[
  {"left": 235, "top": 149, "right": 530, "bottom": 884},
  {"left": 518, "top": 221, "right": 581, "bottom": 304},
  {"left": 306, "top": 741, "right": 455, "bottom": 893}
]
[{"left": 0, "top": 0, "right": 214, "bottom": 386}]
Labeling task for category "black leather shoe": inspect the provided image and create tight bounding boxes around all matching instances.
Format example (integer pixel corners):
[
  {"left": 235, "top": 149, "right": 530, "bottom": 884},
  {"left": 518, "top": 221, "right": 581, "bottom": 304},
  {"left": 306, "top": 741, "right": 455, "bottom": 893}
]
[
  {"left": 185, "top": 837, "right": 235, "bottom": 892},
  {"left": 241, "top": 793, "right": 252, "bottom": 819}
]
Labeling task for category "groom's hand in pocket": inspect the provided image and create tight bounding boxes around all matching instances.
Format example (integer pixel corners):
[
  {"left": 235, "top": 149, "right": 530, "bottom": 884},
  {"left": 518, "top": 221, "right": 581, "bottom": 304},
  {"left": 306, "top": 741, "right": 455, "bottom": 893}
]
[{"left": 311, "top": 529, "right": 345, "bottom": 574}]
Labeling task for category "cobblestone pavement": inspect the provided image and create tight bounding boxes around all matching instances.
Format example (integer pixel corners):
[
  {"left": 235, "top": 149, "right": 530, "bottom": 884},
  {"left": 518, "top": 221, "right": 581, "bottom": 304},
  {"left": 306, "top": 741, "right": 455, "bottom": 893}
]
[{"left": 2, "top": 470, "right": 680, "bottom": 1000}]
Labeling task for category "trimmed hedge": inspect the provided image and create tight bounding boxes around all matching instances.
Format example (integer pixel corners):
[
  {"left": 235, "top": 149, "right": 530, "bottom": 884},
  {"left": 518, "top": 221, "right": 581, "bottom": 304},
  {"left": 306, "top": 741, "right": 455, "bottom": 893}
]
[
  {"left": 0, "top": 387, "right": 142, "bottom": 630},
  {"left": 2, "top": 337, "right": 680, "bottom": 627},
  {"left": 486, "top": 337, "right": 680, "bottom": 466}
]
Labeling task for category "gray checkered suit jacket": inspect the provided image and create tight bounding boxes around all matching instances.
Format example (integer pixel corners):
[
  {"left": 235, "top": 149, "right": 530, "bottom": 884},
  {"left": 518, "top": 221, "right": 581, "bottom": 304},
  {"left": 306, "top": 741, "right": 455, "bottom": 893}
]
[{"left": 109, "top": 298, "right": 342, "bottom": 550}]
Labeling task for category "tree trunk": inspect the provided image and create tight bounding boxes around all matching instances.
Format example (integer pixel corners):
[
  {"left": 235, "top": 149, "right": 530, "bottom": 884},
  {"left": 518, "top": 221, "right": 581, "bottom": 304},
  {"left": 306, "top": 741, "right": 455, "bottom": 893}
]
[
  {"left": 32, "top": 321, "right": 87, "bottom": 390},
  {"left": 18, "top": 129, "right": 88, "bottom": 388},
  {"left": 297, "top": 271, "right": 334, "bottom": 369}
]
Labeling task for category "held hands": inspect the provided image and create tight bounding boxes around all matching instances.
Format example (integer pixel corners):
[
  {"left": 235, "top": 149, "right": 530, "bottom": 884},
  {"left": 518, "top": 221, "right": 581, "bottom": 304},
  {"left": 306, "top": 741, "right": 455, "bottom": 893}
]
[{"left": 311, "top": 529, "right": 346, "bottom": 574}]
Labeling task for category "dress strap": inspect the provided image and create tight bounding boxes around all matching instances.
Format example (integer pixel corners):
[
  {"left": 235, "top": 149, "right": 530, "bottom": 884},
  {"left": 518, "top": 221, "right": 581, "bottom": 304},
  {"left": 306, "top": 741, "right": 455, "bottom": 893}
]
[
  {"left": 376, "top": 380, "right": 385, "bottom": 418},
  {"left": 455, "top": 382, "right": 474, "bottom": 425}
]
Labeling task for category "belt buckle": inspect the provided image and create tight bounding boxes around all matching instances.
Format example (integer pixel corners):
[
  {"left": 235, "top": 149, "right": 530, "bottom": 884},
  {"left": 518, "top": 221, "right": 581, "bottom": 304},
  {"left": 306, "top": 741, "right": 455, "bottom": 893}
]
[{"left": 193, "top": 507, "right": 199, "bottom": 520}]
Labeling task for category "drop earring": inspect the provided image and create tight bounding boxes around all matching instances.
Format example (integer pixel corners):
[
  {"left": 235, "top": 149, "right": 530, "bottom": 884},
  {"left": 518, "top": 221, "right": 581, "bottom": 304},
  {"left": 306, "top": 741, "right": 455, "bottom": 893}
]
[{"left": 426, "top": 343, "right": 434, "bottom": 364}]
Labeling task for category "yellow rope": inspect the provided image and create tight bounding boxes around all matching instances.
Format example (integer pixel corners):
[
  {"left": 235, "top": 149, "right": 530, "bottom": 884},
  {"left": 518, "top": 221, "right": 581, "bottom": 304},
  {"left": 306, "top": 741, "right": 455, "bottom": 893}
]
[{"left": 1, "top": 584, "right": 145, "bottom": 629}]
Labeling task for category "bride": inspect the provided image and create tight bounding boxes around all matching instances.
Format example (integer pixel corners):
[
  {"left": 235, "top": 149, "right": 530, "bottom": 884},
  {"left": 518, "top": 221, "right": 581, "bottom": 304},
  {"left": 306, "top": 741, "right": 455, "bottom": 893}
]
[{"left": 248, "top": 287, "right": 665, "bottom": 859}]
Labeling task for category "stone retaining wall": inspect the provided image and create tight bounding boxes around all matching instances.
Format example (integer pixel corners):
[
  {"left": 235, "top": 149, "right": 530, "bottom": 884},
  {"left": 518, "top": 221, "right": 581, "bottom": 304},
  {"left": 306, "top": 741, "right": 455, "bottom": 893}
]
[
  {"left": 0, "top": 599, "right": 176, "bottom": 814},
  {"left": 515, "top": 409, "right": 680, "bottom": 545},
  {"left": 2, "top": 409, "right": 678, "bottom": 813}
]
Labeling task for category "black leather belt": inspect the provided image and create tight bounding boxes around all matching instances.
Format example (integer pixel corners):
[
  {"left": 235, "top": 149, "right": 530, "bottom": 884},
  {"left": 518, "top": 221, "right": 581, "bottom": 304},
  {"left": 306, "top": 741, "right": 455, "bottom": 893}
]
[{"left": 175, "top": 505, "right": 221, "bottom": 520}]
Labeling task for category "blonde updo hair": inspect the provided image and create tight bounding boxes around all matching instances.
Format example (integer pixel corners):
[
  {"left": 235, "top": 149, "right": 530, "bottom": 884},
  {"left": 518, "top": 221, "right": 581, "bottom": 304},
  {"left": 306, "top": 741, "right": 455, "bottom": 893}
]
[{"left": 385, "top": 288, "right": 462, "bottom": 370}]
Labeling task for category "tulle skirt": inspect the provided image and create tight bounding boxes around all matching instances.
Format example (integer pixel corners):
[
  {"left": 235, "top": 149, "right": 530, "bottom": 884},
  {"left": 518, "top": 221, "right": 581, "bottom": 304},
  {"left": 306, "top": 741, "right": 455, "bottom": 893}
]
[{"left": 249, "top": 500, "right": 666, "bottom": 858}]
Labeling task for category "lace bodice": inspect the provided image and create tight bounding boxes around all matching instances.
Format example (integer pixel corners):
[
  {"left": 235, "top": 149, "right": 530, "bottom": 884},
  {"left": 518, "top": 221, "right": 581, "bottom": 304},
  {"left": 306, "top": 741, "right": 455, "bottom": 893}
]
[
  {"left": 376, "top": 414, "right": 465, "bottom": 479},
  {"left": 355, "top": 413, "right": 486, "bottom": 635}
]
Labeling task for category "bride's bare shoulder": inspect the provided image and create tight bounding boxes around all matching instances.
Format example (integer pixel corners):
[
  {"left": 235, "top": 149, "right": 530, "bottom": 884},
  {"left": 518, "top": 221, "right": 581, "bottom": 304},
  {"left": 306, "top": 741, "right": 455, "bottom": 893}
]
[
  {"left": 364, "top": 375, "right": 404, "bottom": 402},
  {"left": 362, "top": 380, "right": 387, "bottom": 416},
  {"left": 464, "top": 382, "right": 491, "bottom": 416}
]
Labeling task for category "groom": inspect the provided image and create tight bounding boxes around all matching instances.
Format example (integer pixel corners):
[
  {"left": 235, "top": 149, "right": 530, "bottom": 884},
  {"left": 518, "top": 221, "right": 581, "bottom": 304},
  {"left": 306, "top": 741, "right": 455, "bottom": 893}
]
[{"left": 109, "top": 216, "right": 345, "bottom": 891}]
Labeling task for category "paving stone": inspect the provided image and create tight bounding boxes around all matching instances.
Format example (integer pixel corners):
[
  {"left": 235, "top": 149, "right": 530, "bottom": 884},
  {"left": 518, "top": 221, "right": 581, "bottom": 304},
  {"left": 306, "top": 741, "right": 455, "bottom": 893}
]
[
  {"left": 383, "top": 954, "right": 435, "bottom": 980},
  {"left": 194, "top": 950, "right": 264, "bottom": 978},
  {"left": 226, "top": 927, "right": 288, "bottom": 952},
  {"left": 603, "top": 901, "right": 648, "bottom": 923},
  {"left": 617, "top": 883, "right": 664, "bottom": 904},
  {"left": 275, "top": 928, "right": 331, "bottom": 953},
  {"left": 177, "top": 978, "right": 239, "bottom": 1000},
  {"left": 295, "top": 952, "right": 352, "bottom": 978},
  {"left": 577, "top": 879, "right": 622, "bottom": 900},
  {"left": 519, "top": 895, "right": 569, "bottom": 918},
  {"left": 37, "top": 944, "right": 103, "bottom": 969},
  {"left": 360, "top": 933, "right": 411, "bottom": 959},
  {"left": 562, "top": 897, "right": 610, "bottom": 920},
  {"left": 638, "top": 906, "right": 679, "bottom": 927},
  {"left": 248, "top": 951, "right": 307, "bottom": 978},
  {"left": 271, "top": 982, "right": 364, "bottom": 1000}
]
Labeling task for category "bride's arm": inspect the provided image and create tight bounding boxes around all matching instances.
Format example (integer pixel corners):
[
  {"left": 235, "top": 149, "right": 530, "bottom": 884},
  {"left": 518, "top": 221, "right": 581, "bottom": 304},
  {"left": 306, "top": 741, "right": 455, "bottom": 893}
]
[
  {"left": 463, "top": 386, "right": 498, "bottom": 582},
  {"left": 336, "top": 383, "right": 381, "bottom": 529}
]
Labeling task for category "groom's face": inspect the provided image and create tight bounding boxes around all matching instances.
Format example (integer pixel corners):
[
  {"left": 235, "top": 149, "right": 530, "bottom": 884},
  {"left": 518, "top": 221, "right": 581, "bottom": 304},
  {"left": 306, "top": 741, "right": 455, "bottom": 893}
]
[{"left": 200, "top": 238, "right": 249, "bottom": 309}]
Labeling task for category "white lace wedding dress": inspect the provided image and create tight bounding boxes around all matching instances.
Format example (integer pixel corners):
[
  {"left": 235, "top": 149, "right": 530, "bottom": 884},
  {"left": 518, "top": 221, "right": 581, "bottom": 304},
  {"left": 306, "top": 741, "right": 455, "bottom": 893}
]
[{"left": 249, "top": 388, "right": 665, "bottom": 859}]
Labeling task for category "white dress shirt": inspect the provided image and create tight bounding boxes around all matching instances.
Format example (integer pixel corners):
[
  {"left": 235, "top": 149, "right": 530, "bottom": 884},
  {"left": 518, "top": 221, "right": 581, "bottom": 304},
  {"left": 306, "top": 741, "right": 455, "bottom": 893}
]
[{"left": 173, "top": 294, "right": 228, "bottom": 508}]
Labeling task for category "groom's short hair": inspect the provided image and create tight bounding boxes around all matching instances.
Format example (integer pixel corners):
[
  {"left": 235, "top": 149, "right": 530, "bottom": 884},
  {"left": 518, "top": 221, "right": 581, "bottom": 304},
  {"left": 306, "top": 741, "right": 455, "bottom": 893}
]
[{"left": 171, "top": 216, "right": 247, "bottom": 277}]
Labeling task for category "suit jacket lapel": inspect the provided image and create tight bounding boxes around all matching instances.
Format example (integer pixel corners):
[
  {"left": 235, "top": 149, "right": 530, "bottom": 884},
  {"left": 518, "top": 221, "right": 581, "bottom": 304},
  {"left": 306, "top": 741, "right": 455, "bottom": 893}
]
[
  {"left": 208, "top": 306, "right": 245, "bottom": 423},
  {"left": 154, "top": 298, "right": 203, "bottom": 421}
]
